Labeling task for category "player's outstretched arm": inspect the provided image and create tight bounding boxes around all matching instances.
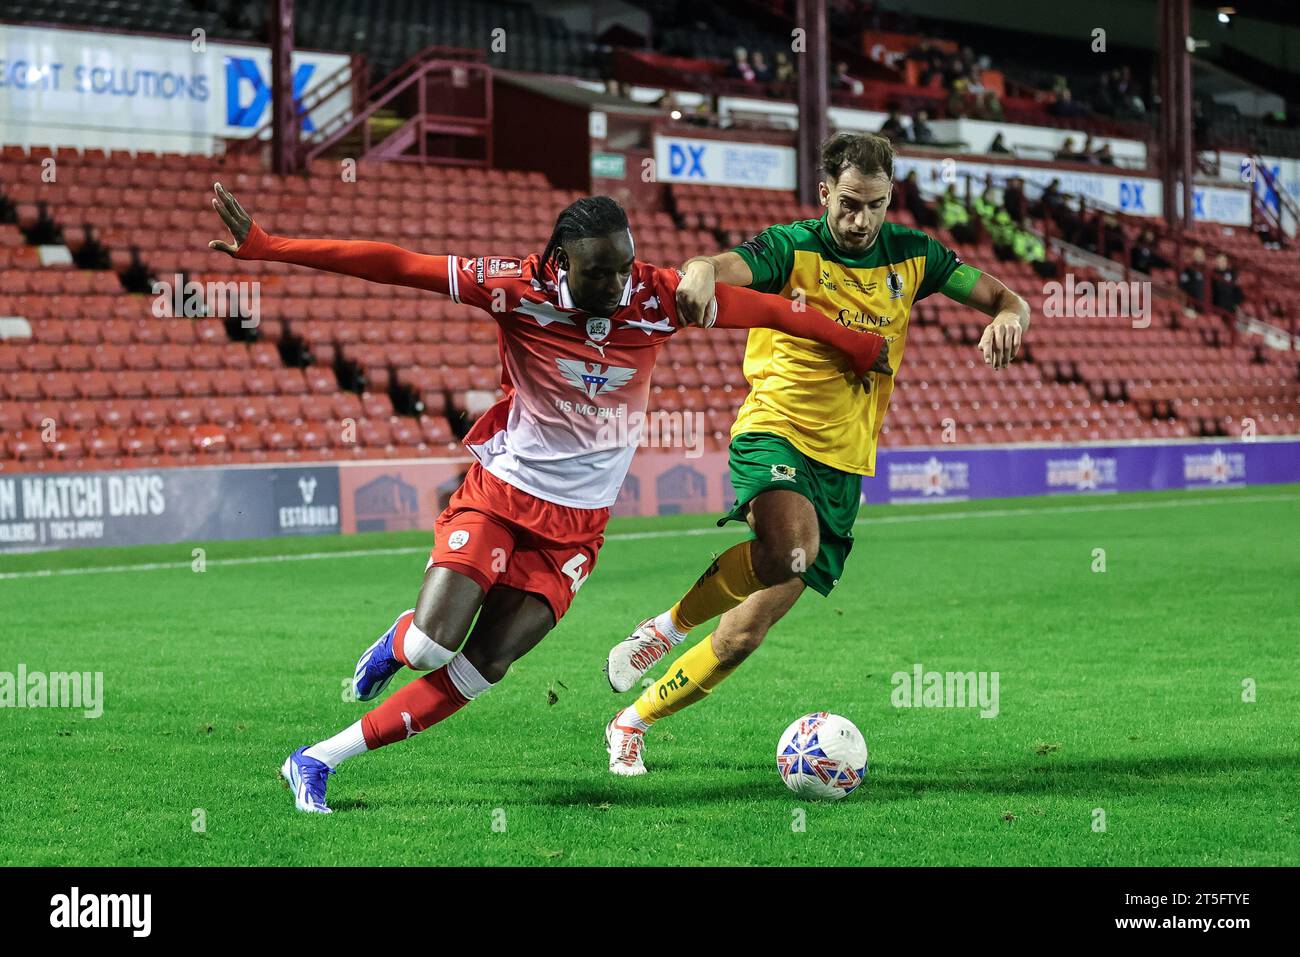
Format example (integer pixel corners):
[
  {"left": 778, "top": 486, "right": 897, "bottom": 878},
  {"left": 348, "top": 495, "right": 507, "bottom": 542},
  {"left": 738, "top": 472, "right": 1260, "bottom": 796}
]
[
  {"left": 963, "top": 272, "right": 1031, "bottom": 371},
  {"left": 711, "top": 283, "right": 892, "bottom": 379},
  {"left": 675, "top": 251, "right": 753, "bottom": 327},
  {"left": 207, "top": 183, "right": 454, "bottom": 294}
]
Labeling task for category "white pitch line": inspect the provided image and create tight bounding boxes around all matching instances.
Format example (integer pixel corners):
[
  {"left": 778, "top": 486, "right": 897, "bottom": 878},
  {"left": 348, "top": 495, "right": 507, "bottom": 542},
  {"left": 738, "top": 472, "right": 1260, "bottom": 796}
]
[{"left": 0, "top": 492, "right": 1295, "bottom": 582}]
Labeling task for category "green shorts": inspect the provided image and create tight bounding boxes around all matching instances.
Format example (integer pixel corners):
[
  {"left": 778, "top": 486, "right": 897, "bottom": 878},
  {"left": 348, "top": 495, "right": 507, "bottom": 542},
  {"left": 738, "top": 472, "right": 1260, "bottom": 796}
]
[{"left": 718, "top": 431, "right": 861, "bottom": 596}]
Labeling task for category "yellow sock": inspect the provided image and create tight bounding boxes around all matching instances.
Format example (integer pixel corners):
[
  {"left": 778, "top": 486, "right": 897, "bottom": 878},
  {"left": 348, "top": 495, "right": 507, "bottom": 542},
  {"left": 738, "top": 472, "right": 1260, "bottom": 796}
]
[
  {"left": 670, "top": 541, "right": 763, "bottom": 633},
  {"left": 633, "top": 634, "right": 739, "bottom": 727}
]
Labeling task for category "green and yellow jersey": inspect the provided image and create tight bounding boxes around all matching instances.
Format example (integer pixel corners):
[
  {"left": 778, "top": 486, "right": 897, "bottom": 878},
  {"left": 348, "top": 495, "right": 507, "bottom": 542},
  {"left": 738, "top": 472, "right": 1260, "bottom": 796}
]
[{"left": 732, "top": 215, "right": 980, "bottom": 475}]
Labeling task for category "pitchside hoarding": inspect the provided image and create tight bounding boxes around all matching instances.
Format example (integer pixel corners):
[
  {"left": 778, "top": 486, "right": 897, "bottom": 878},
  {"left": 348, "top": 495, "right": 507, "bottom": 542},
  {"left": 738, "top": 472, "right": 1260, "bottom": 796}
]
[
  {"left": 0, "top": 440, "right": 1296, "bottom": 553},
  {"left": 872, "top": 439, "right": 1297, "bottom": 503},
  {"left": 0, "top": 24, "right": 352, "bottom": 153}
]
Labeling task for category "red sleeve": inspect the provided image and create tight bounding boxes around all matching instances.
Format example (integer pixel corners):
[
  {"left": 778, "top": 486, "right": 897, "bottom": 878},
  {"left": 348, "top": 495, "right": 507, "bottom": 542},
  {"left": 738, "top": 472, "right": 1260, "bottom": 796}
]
[
  {"left": 234, "top": 223, "right": 525, "bottom": 314},
  {"left": 712, "top": 284, "right": 885, "bottom": 378},
  {"left": 235, "top": 222, "right": 453, "bottom": 294}
]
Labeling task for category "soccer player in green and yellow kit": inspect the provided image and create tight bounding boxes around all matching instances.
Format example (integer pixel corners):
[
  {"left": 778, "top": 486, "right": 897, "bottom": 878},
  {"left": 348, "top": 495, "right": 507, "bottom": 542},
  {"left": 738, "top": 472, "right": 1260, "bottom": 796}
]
[{"left": 602, "top": 132, "right": 1031, "bottom": 775}]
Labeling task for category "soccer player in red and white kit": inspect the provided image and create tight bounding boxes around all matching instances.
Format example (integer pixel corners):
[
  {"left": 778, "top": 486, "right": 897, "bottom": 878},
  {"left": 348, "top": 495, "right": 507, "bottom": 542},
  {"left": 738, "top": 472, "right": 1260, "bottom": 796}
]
[{"left": 208, "top": 183, "right": 890, "bottom": 813}]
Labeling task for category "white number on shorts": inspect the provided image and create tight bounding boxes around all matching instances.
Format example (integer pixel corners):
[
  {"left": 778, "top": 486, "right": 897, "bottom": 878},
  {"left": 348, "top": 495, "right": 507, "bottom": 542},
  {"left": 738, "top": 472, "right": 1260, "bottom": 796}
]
[{"left": 562, "top": 553, "right": 589, "bottom": 594}]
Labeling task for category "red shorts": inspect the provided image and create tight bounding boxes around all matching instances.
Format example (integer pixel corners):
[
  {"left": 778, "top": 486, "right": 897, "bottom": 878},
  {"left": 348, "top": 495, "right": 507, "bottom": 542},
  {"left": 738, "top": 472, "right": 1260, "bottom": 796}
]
[{"left": 430, "top": 462, "right": 609, "bottom": 622}]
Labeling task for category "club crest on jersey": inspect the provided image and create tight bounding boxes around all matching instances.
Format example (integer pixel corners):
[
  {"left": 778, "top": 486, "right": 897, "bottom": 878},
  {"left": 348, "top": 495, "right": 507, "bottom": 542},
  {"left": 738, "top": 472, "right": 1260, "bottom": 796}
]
[
  {"left": 556, "top": 357, "right": 636, "bottom": 399},
  {"left": 448, "top": 530, "right": 470, "bottom": 550},
  {"left": 886, "top": 269, "right": 905, "bottom": 300},
  {"left": 585, "top": 317, "right": 611, "bottom": 342},
  {"left": 771, "top": 464, "right": 798, "bottom": 482}
]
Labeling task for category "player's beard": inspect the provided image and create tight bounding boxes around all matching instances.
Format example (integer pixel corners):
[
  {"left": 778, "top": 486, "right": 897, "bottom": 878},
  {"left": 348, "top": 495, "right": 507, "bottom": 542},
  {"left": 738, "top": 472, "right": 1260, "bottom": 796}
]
[{"left": 833, "top": 221, "right": 880, "bottom": 255}]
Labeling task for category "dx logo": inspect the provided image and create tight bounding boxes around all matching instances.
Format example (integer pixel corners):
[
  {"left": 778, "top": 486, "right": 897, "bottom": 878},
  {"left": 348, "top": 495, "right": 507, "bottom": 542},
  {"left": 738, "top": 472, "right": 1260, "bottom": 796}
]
[{"left": 225, "top": 57, "right": 316, "bottom": 129}]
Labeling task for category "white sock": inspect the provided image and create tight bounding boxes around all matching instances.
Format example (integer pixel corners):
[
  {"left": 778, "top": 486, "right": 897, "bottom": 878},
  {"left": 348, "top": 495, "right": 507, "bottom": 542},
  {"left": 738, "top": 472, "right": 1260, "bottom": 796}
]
[
  {"left": 305, "top": 721, "right": 369, "bottom": 769},
  {"left": 447, "top": 654, "right": 494, "bottom": 700},
  {"left": 616, "top": 705, "right": 650, "bottom": 733},
  {"left": 401, "top": 619, "right": 456, "bottom": 671},
  {"left": 654, "top": 610, "right": 688, "bottom": 644}
]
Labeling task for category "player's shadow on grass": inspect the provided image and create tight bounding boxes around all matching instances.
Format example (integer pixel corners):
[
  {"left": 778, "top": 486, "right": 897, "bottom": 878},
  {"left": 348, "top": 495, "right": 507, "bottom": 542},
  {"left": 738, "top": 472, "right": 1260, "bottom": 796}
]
[{"left": 881, "top": 751, "right": 1300, "bottom": 795}]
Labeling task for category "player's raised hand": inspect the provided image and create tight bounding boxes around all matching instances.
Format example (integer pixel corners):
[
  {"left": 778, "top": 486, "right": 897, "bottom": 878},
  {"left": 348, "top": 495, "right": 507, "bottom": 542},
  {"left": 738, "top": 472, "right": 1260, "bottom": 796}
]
[
  {"left": 208, "top": 182, "right": 254, "bottom": 256},
  {"left": 978, "top": 313, "right": 1022, "bottom": 370},
  {"left": 676, "top": 258, "right": 718, "bottom": 327}
]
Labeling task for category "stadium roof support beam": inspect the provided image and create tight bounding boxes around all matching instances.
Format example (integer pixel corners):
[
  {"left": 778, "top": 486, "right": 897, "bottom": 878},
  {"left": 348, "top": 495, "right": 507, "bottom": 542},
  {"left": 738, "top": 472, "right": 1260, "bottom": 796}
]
[
  {"left": 795, "top": 0, "right": 829, "bottom": 206},
  {"left": 270, "top": 0, "right": 297, "bottom": 175},
  {"left": 1157, "top": 0, "right": 1195, "bottom": 238}
]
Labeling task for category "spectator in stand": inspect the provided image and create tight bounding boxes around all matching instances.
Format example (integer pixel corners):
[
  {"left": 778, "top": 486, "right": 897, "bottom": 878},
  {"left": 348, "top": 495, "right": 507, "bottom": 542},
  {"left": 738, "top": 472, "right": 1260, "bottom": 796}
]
[
  {"left": 920, "top": 44, "right": 946, "bottom": 86},
  {"left": 1003, "top": 176, "right": 1027, "bottom": 220},
  {"left": 751, "top": 51, "right": 773, "bottom": 83},
  {"left": 1129, "top": 228, "right": 1170, "bottom": 274},
  {"left": 1094, "top": 142, "right": 1116, "bottom": 166},
  {"left": 1179, "top": 246, "right": 1208, "bottom": 302},
  {"left": 1113, "top": 65, "right": 1146, "bottom": 118},
  {"left": 832, "top": 61, "right": 864, "bottom": 96},
  {"left": 773, "top": 51, "right": 796, "bottom": 84},
  {"left": 878, "top": 108, "right": 909, "bottom": 143},
  {"left": 911, "top": 109, "right": 936, "bottom": 145},
  {"left": 979, "top": 91, "right": 1004, "bottom": 121},
  {"left": 901, "top": 170, "right": 940, "bottom": 228},
  {"left": 939, "top": 183, "right": 976, "bottom": 242},
  {"left": 946, "top": 78, "right": 969, "bottom": 118},
  {"left": 1049, "top": 87, "right": 1088, "bottom": 118},
  {"left": 906, "top": 40, "right": 937, "bottom": 79},
  {"left": 1055, "top": 136, "right": 1086, "bottom": 162},
  {"left": 1212, "top": 253, "right": 1244, "bottom": 312},
  {"left": 943, "top": 55, "right": 968, "bottom": 89},
  {"left": 989, "top": 132, "right": 1013, "bottom": 155},
  {"left": 727, "top": 47, "right": 756, "bottom": 83},
  {"left": 1101, "top": 216, "right": 1125, "bottom": 258}
]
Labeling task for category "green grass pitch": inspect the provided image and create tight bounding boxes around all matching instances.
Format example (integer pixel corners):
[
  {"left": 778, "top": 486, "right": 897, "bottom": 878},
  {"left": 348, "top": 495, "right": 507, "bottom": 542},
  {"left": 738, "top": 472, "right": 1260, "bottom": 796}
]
[{"left": 1, "top": 484, "right": 1297, "bottom": 866}]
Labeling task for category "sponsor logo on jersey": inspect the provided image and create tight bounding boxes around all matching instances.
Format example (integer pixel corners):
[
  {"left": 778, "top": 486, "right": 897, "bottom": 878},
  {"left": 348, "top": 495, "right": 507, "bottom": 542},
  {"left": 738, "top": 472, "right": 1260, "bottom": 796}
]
[
  {"left": 738, "top": 235, "right": 769, "bottom": 257},
  {"left": 819, "top": 266, "right": 877, "bottom": 295},
  {"left": 770, "top": 464, "right": 798, "bottom": 482},
  {"left": 555, "top": 358, "right": 637, "bottom": 399},
  {"left": 487, "top": 257, "right": 522, "bottom": 279},
  {"left": 835, "top": 308, "right": 895, "bottom": 329},
  {"left": 448, "top": 529, "right": 470, "bottom": 550}
]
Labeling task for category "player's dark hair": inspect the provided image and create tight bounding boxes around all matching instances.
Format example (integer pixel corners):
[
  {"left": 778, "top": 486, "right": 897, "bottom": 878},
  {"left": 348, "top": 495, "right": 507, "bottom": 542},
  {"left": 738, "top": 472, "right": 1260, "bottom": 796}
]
[
  {"left": 541, "top": 196, "right": 630, "bottom": 269},
  {"left": 820, "top": 132, "right": 894, "bottom": 182}
]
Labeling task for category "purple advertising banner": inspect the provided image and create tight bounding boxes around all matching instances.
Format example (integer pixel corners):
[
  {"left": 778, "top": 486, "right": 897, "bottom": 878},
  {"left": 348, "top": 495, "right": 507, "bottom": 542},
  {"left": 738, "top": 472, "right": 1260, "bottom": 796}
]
[
  {"left": 0, "top": 439, "right": 1295, "bottom": 553},
  {"left": 868, "top": 439, "right": 1300, "bottom": 504}
]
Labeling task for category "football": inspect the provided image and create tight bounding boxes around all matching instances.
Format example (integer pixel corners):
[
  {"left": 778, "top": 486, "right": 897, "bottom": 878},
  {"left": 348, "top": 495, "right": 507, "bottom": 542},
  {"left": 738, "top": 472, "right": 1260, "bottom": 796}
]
[{"left": 776, "top": 712, "right": 869, "bottom": 800}]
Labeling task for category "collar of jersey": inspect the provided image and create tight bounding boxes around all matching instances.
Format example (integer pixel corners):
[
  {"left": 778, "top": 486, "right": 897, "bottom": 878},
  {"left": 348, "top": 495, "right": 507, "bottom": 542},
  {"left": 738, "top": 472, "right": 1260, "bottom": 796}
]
[{"left": 553, "top": 267, "right": 635, "bottom": 316}]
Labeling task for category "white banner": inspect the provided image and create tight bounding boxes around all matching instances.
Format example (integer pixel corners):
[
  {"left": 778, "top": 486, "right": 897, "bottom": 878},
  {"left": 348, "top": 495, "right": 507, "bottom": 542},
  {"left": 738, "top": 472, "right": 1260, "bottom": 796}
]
[
  {"left": 894, "top": 154, "right": 1252, "bottom": 227},
  {"left": 0, "top": 24, "right": 351, "bottom": 154},
  {"left": 653, "top": 135, "right": 796, "bottom": 190}
]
